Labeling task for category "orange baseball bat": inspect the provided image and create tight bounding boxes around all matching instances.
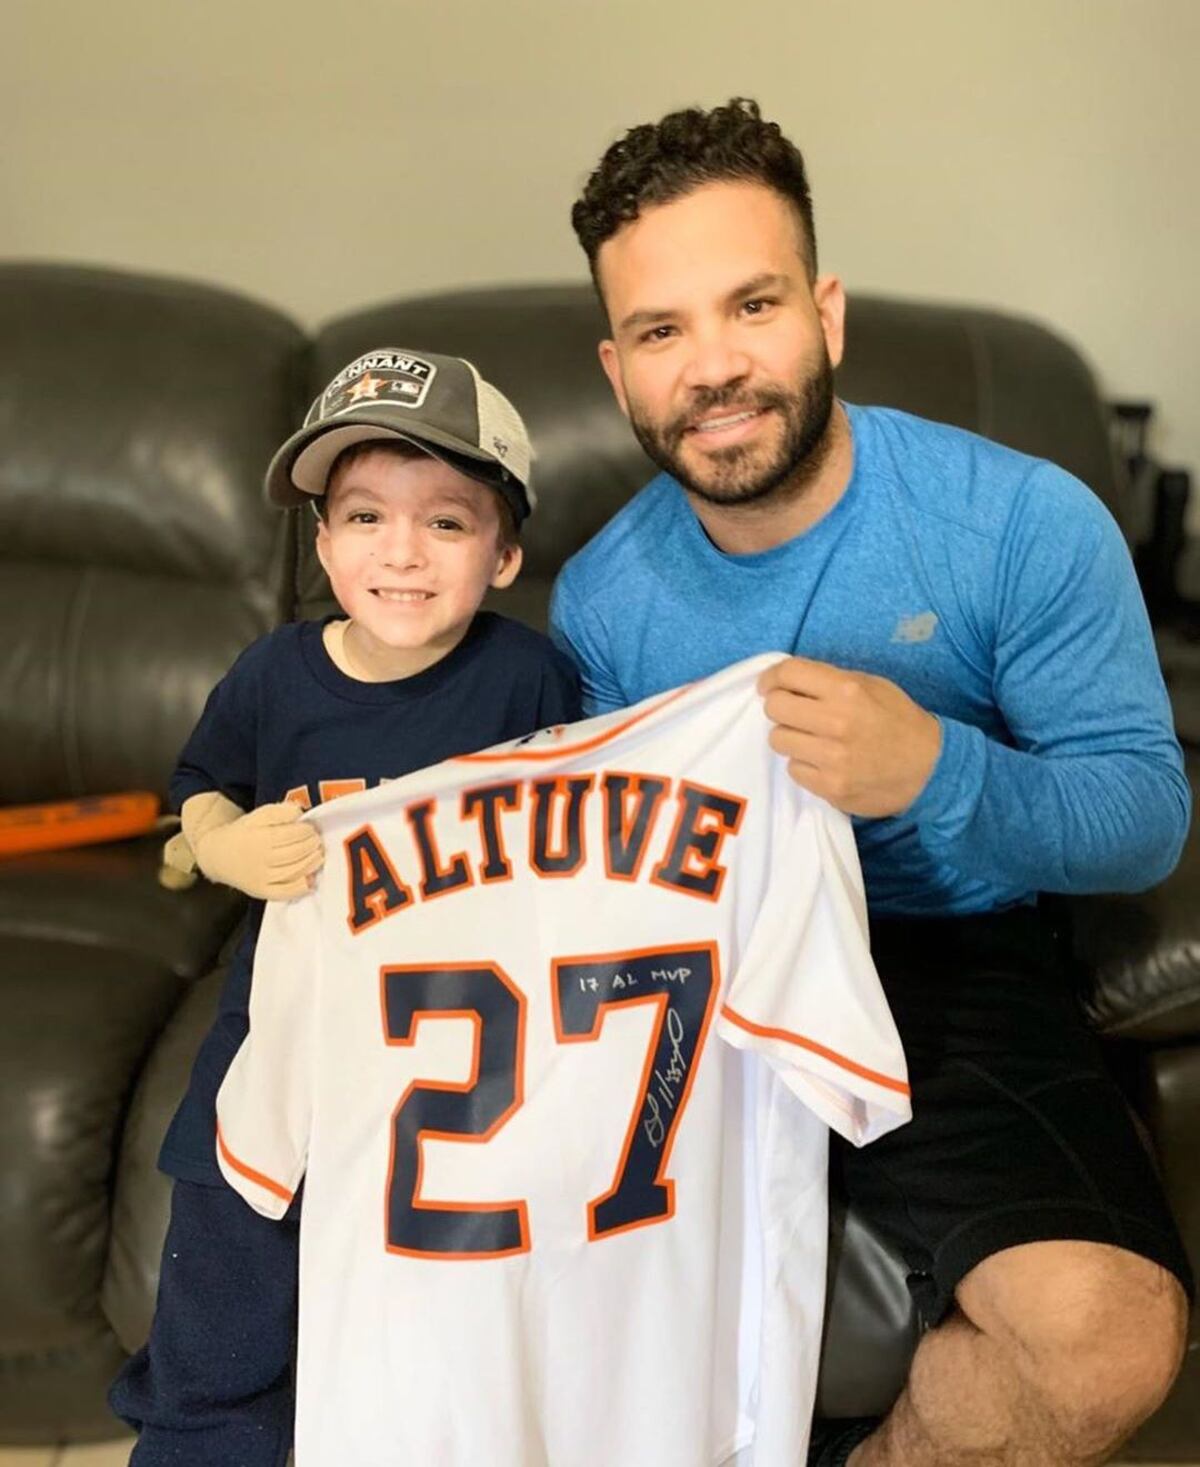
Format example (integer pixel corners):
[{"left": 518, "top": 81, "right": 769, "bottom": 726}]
[{"left": 0, "top": 792, "right": 161, "bottom": 857}]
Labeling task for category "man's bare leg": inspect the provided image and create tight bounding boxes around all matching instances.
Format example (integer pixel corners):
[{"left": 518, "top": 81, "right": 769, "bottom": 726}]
[{"left": 849, "top": 1241, "right": 1188, "bottom": 1466}]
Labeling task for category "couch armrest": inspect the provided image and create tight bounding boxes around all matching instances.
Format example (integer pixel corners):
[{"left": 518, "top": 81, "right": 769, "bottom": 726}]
[
  {"left": 1073, "top": 823, "right": 1200, "bottom": 1042},
  {"left": 102, "top": 967, "right": 224, "bottom": 1354}
]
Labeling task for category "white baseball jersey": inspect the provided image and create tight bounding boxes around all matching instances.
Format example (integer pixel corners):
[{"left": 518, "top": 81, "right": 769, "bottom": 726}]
[{"left": 216, "top": 654, "right": 910, "bottom": 1467}]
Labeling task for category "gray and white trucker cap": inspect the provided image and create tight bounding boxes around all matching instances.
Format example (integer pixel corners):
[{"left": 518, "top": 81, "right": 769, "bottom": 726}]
[{"left": 265, "top": 347, "right": 534, "bottom": 522}]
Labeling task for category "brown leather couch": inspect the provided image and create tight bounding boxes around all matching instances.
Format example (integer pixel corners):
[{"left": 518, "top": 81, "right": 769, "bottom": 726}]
[{"left": 1, "top": 263, "right": 1196, "bottom": 1457}]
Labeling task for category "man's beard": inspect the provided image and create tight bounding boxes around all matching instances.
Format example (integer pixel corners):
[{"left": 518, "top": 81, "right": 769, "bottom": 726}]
[{"left": 626, "top": 347, "right": 836, "bottom": 509}]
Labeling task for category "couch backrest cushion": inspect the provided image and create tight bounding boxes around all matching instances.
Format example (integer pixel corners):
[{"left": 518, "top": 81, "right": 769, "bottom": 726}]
[
  {"left": 0, "top": 264, "right": 307, "bottom": 803},
  {"left": 837, "top": 295, "right": 1121, "bottom": 525}
]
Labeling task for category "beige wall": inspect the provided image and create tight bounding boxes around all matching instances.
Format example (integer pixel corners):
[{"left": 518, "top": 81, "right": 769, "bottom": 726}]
[{"left": 6, "top": 0, "right": 1198, "bottom": 517}]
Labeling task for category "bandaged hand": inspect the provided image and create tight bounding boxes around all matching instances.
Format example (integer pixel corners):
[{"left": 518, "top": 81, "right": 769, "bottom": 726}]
[
  {"left": 158, "top": 827, "right": 199, "bottom": 891},
  {"left": 183, "top": 791, "right": 324, "bottom": 900}
]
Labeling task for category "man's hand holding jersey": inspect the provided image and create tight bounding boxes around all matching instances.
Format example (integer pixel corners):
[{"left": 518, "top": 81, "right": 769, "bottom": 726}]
[
  {"left": 758, "top": 656, "right": 942, "bottom": 818},
  {"left": 180, "top": 791, "right": 324, "bottom": 900}
]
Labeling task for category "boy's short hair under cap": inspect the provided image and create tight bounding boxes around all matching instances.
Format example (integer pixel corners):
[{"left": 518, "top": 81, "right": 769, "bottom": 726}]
[{"left": 266, "top": 348, "right": 535, "bottom": 522}]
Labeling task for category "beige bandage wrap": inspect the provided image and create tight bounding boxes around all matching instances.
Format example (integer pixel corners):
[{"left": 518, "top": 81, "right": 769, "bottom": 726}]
[
  {"left": 158, "top": 828, "right": 199, "bottom": 890},
  {"left": 182, "top": 791, "right": 324, "bottom": 900}
]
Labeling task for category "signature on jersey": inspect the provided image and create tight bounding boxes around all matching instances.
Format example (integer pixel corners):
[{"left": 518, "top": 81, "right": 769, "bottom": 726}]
[{"left": 644, "top": 1007, "right": 689, "bottom": 1149}]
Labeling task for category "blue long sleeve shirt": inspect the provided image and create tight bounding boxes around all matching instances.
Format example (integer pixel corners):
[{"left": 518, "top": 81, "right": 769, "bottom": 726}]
[{"left": 549, "top": 404, "right": 1189, "bottom": 916}]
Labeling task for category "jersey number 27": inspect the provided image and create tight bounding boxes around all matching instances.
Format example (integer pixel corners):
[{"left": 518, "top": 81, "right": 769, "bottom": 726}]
[{"left": 381, "top": 943, "right": 718, "bottom": 1259}]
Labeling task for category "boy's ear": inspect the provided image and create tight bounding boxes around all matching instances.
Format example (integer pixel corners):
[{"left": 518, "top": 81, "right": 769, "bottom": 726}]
[
  {"left": 314, "top": 514, "right": 332, "bottom": 577},
  {"left": 490, "top": 540, "right": 523, "bottom": 591}
]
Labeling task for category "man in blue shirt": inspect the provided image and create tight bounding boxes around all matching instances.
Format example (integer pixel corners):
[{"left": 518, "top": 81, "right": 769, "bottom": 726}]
[{"left": 552, "top": 99, "right": 1191, "bottom": 1466}]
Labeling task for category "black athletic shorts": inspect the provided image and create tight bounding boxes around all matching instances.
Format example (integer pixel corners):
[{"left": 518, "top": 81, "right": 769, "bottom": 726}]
[{"left": 834, "top": 903, "right": 1194, "bottom": 1327}]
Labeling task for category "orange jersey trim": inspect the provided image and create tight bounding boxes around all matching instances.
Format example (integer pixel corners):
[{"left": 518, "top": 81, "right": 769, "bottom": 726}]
[
  {"left": 453, "top": 684, "right": 694, "bottom": 765},
  {"left": 216, "top": 1123, "right": 296, "bottom": 1204},
  {"left": 719, "top": 1004, "right": 911, "bottom": 1097}
]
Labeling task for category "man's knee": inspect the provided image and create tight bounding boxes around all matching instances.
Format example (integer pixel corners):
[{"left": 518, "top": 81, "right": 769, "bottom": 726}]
[
  {"left": 1037, "top": 1291, "right": 1187, "bottom": 1454},
  {"left": 958, "top": 1241, "right": 1189, "bottom": 1452}
]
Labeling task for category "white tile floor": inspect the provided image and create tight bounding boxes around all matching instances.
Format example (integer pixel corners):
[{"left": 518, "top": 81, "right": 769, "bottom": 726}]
[{"left": 0, "top": 1446, "right": 1187, "bottom": 1466}]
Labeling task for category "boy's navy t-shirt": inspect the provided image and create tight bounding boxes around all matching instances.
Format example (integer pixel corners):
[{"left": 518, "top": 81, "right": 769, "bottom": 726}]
[{"left": 160, "top": 612, "right": 581, "bottom": 1184}]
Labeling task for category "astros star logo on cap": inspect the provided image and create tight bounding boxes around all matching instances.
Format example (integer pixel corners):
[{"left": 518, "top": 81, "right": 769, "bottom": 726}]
[{"left": 347, "top": 372, "right": 388, "bottom": 403}]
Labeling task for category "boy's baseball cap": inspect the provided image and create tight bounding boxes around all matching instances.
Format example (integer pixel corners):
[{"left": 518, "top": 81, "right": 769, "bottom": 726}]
[{"left": 266, "top": 348, "right": 535, "bottom": 522}]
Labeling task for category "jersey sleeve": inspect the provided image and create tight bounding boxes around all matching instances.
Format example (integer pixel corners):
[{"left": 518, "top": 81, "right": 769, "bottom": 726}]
[
  {"left": 717, "top": 780, "right": 911, "bottom": 1147},
  {"left": 169, "top": 644, "right": 262, "bottom": 813},
  {"left": 215, "top": 883, "right": 319, "bottom": 1217}
]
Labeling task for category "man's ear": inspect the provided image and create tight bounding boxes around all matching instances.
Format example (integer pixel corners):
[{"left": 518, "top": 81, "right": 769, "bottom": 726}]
[
  {"left": 812, "top": 274, "right": 847, "bottom": 370},
  {"left": 491, "top": 540, "right": 523, "bottom": 590},
  {"left": 598, "top": 339, "right": 630, "bottom": 418}
]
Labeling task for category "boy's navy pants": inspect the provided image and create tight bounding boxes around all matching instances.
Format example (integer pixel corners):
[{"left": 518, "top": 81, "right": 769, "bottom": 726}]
[{"left": 109, "top": 1179, "right": 298, "bottom": 1467}]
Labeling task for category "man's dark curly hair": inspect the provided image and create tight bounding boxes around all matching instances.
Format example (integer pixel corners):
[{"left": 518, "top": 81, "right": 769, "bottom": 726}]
[{"left": 572, "top": 98, "right": 817, "bottom": 286}]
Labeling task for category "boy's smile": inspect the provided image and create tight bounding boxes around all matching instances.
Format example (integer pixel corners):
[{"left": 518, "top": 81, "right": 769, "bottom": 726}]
[{"left": 315, "top": 447, "right": 521, "bottom": 681}]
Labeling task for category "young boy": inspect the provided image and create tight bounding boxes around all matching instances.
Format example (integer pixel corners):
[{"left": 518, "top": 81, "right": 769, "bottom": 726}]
[{"left": 110, "top": 348, "right": 581, "bottom": 1466}]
